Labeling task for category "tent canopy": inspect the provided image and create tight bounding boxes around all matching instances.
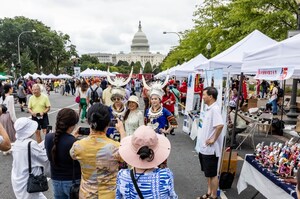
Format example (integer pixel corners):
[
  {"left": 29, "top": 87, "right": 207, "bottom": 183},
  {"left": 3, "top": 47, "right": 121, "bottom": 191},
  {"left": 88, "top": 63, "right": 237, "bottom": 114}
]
[
  {"left": 170, "top": 54, "right": 208, "bottom": 77},
  {"left": 80, "top": 68, "right": 115, "bottom": 77},
  {"left": 195, "top": 30, "right": 277, "bottom": 73},
  {"left": 242, "top": 33, "right": 300, "bottom": 76}
]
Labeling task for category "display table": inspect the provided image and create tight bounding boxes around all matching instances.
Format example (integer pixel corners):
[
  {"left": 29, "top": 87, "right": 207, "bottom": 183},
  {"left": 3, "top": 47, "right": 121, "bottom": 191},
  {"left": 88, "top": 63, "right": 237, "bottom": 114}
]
[{"left": 237, "top": 155, "right": 296, "bottom": 199}]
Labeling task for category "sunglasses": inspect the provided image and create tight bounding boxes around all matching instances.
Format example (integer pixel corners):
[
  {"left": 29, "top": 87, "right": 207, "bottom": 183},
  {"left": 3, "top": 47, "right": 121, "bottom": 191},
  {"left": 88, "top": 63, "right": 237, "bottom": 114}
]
[{"left": 112, "top": 97, "right": 122, "bottom": 101}]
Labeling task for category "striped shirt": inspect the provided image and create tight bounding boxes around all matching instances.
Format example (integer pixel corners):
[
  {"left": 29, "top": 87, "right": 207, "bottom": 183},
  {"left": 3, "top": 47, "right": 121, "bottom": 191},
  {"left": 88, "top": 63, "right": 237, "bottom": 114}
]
[{"left": 116, "top": 168, "right": 178, "bottom": 199}]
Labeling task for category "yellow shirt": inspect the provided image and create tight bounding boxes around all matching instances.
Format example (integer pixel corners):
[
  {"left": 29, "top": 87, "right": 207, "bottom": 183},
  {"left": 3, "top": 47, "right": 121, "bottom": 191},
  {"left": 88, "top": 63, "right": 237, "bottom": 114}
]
[
  {"left": 28, "top": 94, "right": 51, "bottom": 113},
  {"left": 54, "top": 81, "right": 59, "bottom": 88},
  {"left": 70, "top": 134, "right": 121, "bottom": 199}
]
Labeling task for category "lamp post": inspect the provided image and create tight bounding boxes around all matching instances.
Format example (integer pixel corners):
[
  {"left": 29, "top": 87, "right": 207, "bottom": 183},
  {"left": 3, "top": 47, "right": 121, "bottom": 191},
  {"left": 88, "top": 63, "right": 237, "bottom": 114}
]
[
  {"left": 286, "top": 0, "right": 300, "bottom": 124},
  {"left": 11, "top": 63, "right": 15, "bottom": 79},
  {"left": 17, "top": 29, "right": 36, "bottom": 67},
  {"left": 206, "top": 42, "right": 212, "bottom": 59},
  {"left": 163, "top": 31, "right": 182, "bottom": 43}
]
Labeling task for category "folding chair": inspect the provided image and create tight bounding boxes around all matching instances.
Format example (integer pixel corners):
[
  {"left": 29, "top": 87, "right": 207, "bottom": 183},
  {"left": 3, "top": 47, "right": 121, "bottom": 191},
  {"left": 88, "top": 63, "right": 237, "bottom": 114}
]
[
  {"left": 277, "top": 97, "right": 290, "bottom": 115},
  {"left": 235, "top": 122, "right": 257, "bottom": 150},
  {"left": 257, "top": 113, "right": 273, "bottom": 137}
]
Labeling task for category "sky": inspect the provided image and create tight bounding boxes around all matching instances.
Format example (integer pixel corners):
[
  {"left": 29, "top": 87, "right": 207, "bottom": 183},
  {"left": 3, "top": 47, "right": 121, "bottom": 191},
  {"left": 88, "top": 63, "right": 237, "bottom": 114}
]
[{"left": 0, "top": 0, "right": 202, "bottom": 56}]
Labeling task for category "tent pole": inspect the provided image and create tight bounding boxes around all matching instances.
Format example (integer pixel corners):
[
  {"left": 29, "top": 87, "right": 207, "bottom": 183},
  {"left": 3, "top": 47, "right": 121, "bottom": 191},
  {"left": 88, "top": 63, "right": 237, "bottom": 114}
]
[{"left": 230, "top": 72, "right": 243, "bottom": 147}]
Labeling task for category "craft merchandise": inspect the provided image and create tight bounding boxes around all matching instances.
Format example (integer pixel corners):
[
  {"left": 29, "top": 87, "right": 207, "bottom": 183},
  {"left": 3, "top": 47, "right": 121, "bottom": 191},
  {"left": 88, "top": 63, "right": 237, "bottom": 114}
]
[{"left": 254, "top": 138, "right": 300, "bottom": 178}]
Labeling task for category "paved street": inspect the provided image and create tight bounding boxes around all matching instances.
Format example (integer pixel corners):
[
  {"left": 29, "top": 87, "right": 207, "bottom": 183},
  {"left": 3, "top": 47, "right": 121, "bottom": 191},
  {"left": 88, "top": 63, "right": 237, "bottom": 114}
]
[{"left": 0, "top": 91, "right": 290, "bottom": 198}]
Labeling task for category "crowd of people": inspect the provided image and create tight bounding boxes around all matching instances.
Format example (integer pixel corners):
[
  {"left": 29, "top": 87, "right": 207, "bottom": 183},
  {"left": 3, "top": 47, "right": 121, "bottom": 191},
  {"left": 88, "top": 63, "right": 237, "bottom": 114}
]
[
  {"left": 0, "top": 72, "right": 294, "bottom": 198},
  {"left": 0, "top": 74, "right": 190, "bottom": 199}
]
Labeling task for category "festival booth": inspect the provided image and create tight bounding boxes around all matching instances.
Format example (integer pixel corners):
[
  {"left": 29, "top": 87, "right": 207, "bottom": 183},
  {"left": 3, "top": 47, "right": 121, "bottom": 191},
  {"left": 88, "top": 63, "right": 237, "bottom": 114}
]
[
  {"left": 154, "top": 64, "right": 180, "bottom": 79},
  {"left": 185, "top": 30, "right": 277, "bottom": 136},
  {"left": 80, "top": 68, "right": 115, "bottom": 77},
  {"left": 236, "top": 33, "right": 300, "bottom": 199},
  {"left": 169, "top": 54, "right": 208, "bottom": 77}
]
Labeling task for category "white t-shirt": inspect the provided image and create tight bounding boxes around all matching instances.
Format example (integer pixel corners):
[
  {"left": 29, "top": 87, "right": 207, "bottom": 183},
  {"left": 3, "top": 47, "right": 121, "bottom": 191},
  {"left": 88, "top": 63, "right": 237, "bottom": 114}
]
[{"left": 195, "top": 102, "right": 224, "bottom": 157}]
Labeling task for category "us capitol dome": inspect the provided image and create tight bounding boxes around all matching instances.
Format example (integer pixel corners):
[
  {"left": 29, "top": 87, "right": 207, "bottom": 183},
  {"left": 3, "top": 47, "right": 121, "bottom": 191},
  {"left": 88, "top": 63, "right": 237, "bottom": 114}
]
[
  {"left": 131, "top": 21, "right": 150, "bottom": 53},
  {"left": 88, "top": 21, "right": 165, "bottom": 68}
]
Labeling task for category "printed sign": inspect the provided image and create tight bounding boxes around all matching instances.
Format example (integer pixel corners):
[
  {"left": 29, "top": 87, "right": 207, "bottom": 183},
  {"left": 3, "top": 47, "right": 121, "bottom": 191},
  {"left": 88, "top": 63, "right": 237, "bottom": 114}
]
[{"left": 254, "top": 67, "right": 294, "bottom": 80}]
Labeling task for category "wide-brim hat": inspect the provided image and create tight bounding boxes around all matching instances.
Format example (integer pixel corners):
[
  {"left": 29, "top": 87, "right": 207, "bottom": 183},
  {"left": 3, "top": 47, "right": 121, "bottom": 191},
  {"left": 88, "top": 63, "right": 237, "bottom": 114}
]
[
  {"left": 14, "top": 117, "right": 38, "bottom": 140},
  {"left": 127, "top": 95, "right": 139, "bottom": 107},
  {"left": 119, "top": 125, "right": 171, "bottom": 169}
]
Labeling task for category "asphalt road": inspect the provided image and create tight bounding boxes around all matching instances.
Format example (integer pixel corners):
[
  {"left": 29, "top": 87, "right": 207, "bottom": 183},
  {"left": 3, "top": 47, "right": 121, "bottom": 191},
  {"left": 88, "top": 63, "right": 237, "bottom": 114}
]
[{"left": 0, "top": 91, "right": 287, "bottom": 199}]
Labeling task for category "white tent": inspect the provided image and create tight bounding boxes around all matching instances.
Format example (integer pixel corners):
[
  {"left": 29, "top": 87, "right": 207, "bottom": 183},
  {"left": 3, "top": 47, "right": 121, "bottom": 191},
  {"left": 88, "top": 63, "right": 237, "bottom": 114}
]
[
  {"left": 24, "top": 73, "right": 32, "bottom": 79},
  {"left": 171, "top": 54, "right": 208, "bottom": 77},
  {"left": 39, "top": 73, "right": 48, "bottom": 79},
  {"left": 242, "top": 33, "right": 300, "bottom": 76},
  {"left": 195, "top": 30, "right": 277, "bottom": 73},
  {"left": 80, "top": 68, "right": 115, "bottom": 77},
  {"left": 32, "top": 73, "right": 40, "bottom": 79},
  {"left": 57, "top": 74, "right": 72, "bottom": 79},
  {"left": 0, "top": 75, "right": 8, "bottom": 80},
  {"left": 47, "top": 73, "right": 58, "bottom": 79},
  {"left": 154, "top": 65, "right": 179, "bottom": 78}
]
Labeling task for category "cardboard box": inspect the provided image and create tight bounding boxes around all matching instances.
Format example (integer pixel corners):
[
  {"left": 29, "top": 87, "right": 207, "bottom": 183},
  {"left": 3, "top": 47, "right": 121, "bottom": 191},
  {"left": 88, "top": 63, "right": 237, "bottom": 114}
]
[
  {"left": 220, "top": 151, "right": 238, "bottom": 176},
  {"left": 248, "top": 98, "right": 258, "bottom": 109}
]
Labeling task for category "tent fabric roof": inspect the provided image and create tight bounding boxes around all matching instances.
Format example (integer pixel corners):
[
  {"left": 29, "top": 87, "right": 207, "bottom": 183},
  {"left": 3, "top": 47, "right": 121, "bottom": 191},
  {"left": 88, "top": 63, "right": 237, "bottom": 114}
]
[
  {"left": 170, "top": 54, "right": 207, "bottom": 77},
  {"left": 242, "top": 33, "right": 300, "bottom": 76},
  {"left": 195, "top": 30, "right": 277, "bottom": 73}
]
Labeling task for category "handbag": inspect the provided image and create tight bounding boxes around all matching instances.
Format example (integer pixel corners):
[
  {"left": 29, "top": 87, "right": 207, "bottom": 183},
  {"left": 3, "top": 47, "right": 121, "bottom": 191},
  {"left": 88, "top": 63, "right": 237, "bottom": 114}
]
[
  {"left": 75, "top": 96, "right": 80, "bottom": 103},
  {"left": 27, "top": 141, "right": 49, "bottom": 193},
  {"left": 130, "top": 169, "right": 144, "bottom": 199},
  {"left": 69, "top": 160, "right": 80, "bottom": 199}
]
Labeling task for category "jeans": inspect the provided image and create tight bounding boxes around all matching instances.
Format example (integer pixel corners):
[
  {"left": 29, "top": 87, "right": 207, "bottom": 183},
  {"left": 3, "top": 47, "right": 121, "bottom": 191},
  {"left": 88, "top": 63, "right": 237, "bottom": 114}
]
[
  {"left": 267, "top": 99, "right": 278, "bottom": 114},
  {"left": 52, "top": 179, "right": 80, "bottom": 199}
]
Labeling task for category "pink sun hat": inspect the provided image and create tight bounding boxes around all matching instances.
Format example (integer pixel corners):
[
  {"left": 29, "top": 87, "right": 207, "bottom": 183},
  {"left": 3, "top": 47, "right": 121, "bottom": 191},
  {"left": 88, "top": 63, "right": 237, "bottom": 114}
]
[{"left": 119, "top": 125, "right": 171, "bottom": 169}]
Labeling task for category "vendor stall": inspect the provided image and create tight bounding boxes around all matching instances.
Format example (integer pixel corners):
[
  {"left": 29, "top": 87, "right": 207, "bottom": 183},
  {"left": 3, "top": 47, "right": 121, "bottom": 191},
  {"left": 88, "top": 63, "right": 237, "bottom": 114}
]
[{"left": 237, "top": 155, "right": 296, "bottom": 199}]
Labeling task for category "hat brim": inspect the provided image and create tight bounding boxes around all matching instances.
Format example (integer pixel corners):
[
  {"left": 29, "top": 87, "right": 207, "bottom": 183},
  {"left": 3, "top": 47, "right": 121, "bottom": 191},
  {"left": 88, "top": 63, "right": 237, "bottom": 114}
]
[
  {"left": 126, "top": 100, "right": 139, "bottom": 107},
  {"left": 119, "top": 134, "right": 171, "bottom": 169},
  {"left": 15, "top": 120, "right": 38, "bottom": 140}
]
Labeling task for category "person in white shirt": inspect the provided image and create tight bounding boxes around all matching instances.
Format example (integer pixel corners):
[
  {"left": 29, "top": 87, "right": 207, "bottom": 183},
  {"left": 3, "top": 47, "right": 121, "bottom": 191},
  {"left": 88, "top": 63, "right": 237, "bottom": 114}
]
[
  {"left": 11, "top": 117, "right": 49, "bottom": 199},
  {"left": 0, "top": 84, "right": 17, "bottom": 155},
  {"left": 123, "top": 95, "right": 144, "bottom": 136},
  {"left": 195, "top": 87, "right": 224, "bottom": 199},
  {"left": 227, "top": 107, "right": 248, "bottom": 146}
]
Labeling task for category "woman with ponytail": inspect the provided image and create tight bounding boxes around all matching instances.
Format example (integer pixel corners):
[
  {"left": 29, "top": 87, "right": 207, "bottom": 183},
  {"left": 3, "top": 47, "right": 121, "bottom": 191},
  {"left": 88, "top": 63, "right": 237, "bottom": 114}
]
[
  {"left": 70, "top": 103, "right": 126, "bottom": 198},
  {"left": 116, "top": 125, "right": 178, "bottom": 198},
  {"left": 0, "top": 84, "right": 17, "bottom": 155},
  {"left": 44, "top": 108, "right": 81, "bottom": 199}
]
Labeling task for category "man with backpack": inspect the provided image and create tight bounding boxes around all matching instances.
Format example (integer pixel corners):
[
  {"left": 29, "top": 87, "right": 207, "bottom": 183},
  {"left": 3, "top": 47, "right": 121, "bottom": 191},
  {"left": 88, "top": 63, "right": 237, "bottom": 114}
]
[{"left": 86, "top": 78, "right": 103, "bottom": 105}]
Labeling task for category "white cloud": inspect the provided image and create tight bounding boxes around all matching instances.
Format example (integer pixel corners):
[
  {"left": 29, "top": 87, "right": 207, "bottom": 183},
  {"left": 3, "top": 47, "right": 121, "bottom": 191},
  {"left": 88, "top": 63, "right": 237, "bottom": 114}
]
[{"left": 1, "top": 0, "right": 202, "bottom": 55}]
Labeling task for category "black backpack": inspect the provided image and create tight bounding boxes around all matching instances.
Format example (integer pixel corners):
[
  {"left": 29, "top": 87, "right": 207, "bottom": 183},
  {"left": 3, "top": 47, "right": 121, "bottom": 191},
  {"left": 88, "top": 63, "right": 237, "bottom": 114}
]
[
  {"left": 90, "top": 86, "right": 100, "bottom": 104},
  {"left": 277, "top": 87, "right": 284, "bottom": 98}
]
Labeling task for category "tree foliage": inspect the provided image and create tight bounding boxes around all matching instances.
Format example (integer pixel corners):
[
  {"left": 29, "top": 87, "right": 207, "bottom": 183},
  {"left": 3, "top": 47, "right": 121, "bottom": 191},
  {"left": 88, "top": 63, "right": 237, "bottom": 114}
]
[
  {"left": 162, "top": 0, "right": 299, "bottom": 70},
  {"left": 0, "top": 16, "right": 77, "bottom": 75}
]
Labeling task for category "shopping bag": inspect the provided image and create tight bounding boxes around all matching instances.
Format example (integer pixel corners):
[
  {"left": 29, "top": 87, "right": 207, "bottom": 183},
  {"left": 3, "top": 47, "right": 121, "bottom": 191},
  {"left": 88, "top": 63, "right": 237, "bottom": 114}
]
[
  {"left": 219, "top": 171, "right": 235, "bottom": 189},
  {"left": 75, "top": 96, "right": 80, "bottom": 103}
]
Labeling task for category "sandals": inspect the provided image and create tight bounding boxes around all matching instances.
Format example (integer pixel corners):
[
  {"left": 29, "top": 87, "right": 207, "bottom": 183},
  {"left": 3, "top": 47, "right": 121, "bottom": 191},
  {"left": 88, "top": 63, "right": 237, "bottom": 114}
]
[{"left": 196, "top": 193, "right": 210, "bottom": 199}]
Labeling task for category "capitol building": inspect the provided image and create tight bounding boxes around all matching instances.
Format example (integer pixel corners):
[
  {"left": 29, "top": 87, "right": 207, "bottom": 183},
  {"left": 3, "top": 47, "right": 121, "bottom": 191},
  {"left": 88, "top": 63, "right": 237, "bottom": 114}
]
[{"left": 88, "top": 21, "right": 165, "bottom": 67}]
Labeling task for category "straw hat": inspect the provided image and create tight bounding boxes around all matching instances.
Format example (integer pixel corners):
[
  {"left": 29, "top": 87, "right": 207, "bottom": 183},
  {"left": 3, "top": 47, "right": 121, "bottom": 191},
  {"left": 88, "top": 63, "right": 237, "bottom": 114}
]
[
  {"left": 119, "top": 125, "right": 171, "bottom": 169},
  {"left": 14, "top": 117, "right": 38, "bottom": 140}
]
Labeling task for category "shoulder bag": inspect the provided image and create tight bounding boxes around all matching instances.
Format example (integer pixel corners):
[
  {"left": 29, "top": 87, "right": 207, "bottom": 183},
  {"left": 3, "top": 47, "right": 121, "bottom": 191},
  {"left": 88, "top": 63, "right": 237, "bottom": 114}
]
[
  {"left": 130, "top": 169, "right": 144, "bottom": 199},
  {"left": 27, "top": 141, "right": 49, "bottom": 193},
  {"left": 69, "top": 160, "right": 80, "bottom": 199}
]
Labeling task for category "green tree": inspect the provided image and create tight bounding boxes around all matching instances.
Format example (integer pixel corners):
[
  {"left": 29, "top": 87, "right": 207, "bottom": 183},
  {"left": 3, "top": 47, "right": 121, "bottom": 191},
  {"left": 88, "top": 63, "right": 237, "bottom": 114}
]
[
  {"left": 0, "top": 16, "right": 77, "bottom": 75},
  {"left": 143, "top": 62, "right": 152, "bottom": 73},
  {"left": 162, "top": 0, "right": 299, "bottom": 70}
]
